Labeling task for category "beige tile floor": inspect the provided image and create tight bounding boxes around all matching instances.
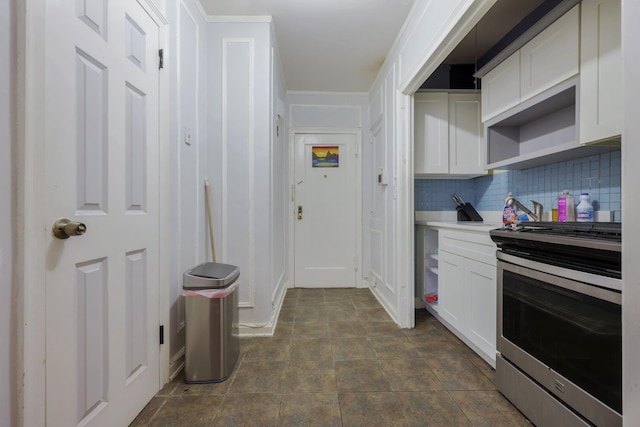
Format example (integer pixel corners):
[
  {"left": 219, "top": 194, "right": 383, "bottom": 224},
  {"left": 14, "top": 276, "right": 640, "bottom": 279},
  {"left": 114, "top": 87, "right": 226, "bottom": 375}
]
[{"left": 131, "top": 288, "right": 532, "bottom": 426}]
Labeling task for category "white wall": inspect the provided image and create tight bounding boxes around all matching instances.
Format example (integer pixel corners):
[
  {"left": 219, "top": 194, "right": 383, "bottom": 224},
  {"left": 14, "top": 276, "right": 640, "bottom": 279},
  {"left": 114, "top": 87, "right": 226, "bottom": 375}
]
[
  {"left": 1, "top": 0, "right": 16, "bottom": 424},
  {"left": 365, "top": 0, "right": 496, "bottom": 327},
  {"left": 165, "top": 0, "right": 209, "bottom": 378},
  {"left": 368, "top": 64, "right": 398, "bottom": 317},
  {"left": 622, "top": 1, "right": 640, "bottom": 424},
  {"left": 271, "top": 37, "right": 288, "bottom": 305},
  {"left": 208, "top": 19, "right": 287, "bottom": 333}
]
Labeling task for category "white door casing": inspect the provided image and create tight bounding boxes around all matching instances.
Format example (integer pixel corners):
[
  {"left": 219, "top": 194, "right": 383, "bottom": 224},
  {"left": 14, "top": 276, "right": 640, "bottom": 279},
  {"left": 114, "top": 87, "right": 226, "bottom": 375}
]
[
  {"left": 43, "top": 1, "right": 162, "bottom": 426},
  {"left": 293, "top": 131, "right": 360, "bottom": 288}
]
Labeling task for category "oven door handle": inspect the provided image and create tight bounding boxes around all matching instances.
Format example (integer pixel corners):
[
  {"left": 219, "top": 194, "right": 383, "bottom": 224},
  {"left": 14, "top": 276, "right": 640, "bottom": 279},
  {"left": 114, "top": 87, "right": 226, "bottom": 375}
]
[
  {"left": 497, "top": 251, "right": 622, "bottom": 293},
  {"left": 498, "top": 258, "right": 621, "bottom": 305}
]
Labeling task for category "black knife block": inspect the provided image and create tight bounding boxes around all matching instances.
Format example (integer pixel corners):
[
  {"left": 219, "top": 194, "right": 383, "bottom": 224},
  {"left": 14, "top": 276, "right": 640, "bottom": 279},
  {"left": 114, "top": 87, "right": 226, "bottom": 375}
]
[{"left": 456, "top": 203, "right": 483, "bottom": 222}]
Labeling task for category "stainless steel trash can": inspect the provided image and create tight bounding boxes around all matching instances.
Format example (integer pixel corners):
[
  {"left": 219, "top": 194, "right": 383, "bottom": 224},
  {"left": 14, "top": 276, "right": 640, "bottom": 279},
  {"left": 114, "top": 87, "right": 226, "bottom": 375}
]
[{"left": 183, "top": 262, "right": 240, "bottom": 383}]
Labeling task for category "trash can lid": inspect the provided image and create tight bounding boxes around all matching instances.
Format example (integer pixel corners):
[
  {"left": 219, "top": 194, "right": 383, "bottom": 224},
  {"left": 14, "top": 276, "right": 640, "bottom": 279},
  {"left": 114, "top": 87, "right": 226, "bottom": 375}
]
[{"left": 183, "top": 262, "right": 240, "bottom": 289}]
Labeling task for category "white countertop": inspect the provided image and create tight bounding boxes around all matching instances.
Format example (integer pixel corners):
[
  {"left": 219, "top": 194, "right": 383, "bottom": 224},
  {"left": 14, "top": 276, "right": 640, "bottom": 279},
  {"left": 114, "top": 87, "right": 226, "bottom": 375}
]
[
  {"left": 414, "top": 211, "right": 503, "bottom": 232},
  {"left": 414, "top": 220, "right": 502, "bottom": 232}
]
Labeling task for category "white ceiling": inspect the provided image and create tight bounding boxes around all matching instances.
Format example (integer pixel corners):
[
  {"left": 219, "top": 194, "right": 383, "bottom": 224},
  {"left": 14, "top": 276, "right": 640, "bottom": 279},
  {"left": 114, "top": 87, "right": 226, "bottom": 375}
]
[{"left": 198, "top": 0, "right": 545, "bottom": 93}]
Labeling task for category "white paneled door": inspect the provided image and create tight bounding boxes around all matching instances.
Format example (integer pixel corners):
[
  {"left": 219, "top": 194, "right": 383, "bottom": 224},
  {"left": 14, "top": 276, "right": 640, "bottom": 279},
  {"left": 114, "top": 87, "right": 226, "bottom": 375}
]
[
  {"left": 294, "top": 133, "right": 358, "bottom": 287},
  {"left": 44, "top": 1, "right": 160, "bottom": 426}
]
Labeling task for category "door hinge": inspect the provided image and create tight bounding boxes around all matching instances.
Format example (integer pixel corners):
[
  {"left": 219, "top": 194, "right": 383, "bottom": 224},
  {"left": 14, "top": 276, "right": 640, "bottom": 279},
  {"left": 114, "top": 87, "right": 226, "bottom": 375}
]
[
  {"left": 355, "top": 143, "right": 359, "bottom": 158},
  {"left": 158, "top": 49, "right": 164, "bottom": 70},
  {"left": 354, "top": 255, "right": 358, "bottom": 271},
  {"left": 159, "top": 325, "right": 165, "bottom": 344}
]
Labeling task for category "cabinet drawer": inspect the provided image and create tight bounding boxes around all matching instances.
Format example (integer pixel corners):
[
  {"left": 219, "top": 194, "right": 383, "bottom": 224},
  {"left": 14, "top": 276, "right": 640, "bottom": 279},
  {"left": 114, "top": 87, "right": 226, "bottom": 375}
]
[{"left": 439, "top": 229, "right": 496, "bottom": 266}]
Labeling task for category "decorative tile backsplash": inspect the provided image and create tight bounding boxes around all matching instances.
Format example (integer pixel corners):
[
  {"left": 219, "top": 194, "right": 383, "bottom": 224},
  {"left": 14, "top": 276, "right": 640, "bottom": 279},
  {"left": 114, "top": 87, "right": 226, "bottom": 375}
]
[{"left": 415, "top": 150, "right": 622, "bottom": 221}]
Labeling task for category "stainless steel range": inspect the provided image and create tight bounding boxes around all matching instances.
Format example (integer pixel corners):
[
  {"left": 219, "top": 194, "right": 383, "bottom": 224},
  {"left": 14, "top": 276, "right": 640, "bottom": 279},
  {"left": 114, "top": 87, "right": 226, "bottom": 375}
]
[{"left": 490, "top": 222, "right": 622, "bottom": 427}]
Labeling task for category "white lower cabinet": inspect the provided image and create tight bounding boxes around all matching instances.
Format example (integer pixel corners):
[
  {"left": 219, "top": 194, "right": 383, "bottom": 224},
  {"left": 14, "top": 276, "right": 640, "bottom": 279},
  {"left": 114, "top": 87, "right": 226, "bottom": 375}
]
[
  {"left": 423, "top": 227, "right": 497, "bottom": 367},
  {"left": 437, "top": 250, "right": 467, "bottom": 333},
  {"left": 466, "top": 258, "right": 497, "bottom": 362}
]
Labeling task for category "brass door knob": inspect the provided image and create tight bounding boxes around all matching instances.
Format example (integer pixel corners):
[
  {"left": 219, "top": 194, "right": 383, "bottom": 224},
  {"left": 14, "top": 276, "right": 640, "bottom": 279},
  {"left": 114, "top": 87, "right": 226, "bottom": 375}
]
[{"left": 53, "top": 218, "right": 87, "bottom": 240}]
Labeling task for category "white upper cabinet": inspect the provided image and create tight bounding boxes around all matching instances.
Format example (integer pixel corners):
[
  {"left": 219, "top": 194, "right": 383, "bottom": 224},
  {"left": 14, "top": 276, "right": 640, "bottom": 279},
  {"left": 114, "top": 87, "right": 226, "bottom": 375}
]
[
  {"left": 580, "top": 0, "right": 622, "bottom": 144},
  {"left": 414, "top": 92, "right": 449, "bottom": 174},
  {"left": 481, "top": 5, "right": 580, "bottom": 123},
  {"left": 415, "top": 92, "right": 484, "bottom": 177},
  {"left": 520, "top": 5, "right": 580, "bottom": 102},
  {"left": 481, "top": 52, "right": 520, "bottom": 122},
  {"left": 448, "top": 93, "right": 484, "bottom": 175}
]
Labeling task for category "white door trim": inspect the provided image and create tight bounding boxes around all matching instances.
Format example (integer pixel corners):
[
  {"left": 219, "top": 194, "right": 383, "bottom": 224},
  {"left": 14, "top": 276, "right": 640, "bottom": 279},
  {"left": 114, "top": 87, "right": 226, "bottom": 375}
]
[
  {"left": 18, "top": 1, "right": 170, "bottom": 425},
  {"left": 288, "top": 128, "right": 363, "bottom": 288},
  {"left": 392, "top": 0, "right": 496, "bottom": 329}
]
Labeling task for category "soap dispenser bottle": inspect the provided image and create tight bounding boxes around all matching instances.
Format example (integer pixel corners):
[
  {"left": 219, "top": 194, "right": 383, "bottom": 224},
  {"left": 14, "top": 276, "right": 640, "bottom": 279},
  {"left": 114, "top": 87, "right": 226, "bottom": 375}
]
[
  {"left": 558, "top": 190, "right": 575, "bottom": 222},
  {"left": 502, "top": 192, "right": 516, "bottom": 224}
]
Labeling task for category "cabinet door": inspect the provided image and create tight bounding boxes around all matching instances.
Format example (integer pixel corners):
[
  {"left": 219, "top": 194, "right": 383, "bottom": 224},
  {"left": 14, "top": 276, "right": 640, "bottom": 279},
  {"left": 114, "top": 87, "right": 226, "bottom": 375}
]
[
  {"left": 580, "top": 0, "right": 622, "bottom": 144},
  {"left": 520, "top": 5, "right": 580, "bottom": 102},
  {"left": 466, "top": 258, "right": 497, "bottom": 364},
  {"left": 414, "top": 93, "right": 449, "bottom": 174},
  {"left": 481, "top": 52, "right": 520, "bottom": 122},
  {"left": 438, "top": 250, "right": 467, "bottom": 332},
  {"left": 448, "top": 93, "right": 484, "bottom": 174}
]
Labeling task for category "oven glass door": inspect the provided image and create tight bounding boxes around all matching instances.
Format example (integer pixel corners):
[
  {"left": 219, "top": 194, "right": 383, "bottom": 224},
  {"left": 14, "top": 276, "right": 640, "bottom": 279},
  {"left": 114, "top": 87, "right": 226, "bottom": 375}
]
[{"left": 501, "top": 267, "right": 622, "bottom": 413}]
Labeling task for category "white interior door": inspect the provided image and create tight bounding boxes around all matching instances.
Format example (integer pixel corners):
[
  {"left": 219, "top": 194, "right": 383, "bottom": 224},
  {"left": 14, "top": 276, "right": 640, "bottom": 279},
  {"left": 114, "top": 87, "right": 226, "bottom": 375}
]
[
  {"left": 294, "top": 133, "right": 358, "bottom": 287},
  {"left": 44, "top": 1, "right": 161, "bottom": 426}
]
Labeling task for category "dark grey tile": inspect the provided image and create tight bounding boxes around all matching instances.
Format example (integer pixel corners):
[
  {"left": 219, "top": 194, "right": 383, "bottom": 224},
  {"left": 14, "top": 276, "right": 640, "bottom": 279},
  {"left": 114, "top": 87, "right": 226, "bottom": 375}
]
[
  {"left": 298, "top": 288, "right": 324, "bottom": 298},
  {"left": 228, "top": 360, "right": 287, "bottom": 394},
  {"left": 380, "top": 358, "right": 443, "bottom": 391},
  {"left": 331, "top": 337, "right": 376, "bottom": 361},
  {"left": 281, "top": 297, "right": 297, "bottom": 308},
  {"left": 469, "top": 354, "right": 496, "bottom": 384},
  {"left": 283, "top": 359, "right": 337, "bottom": 393},
  {"left": 324, "top": 300, "right": 356, "bottom": 310},
  {"left": 278, "top": 308, "right": 296, "bottom": 322},
  {"left": 356, "top": 307, "right": 393, "bottom": 322},
  {"left": 292, "top": 320, "right": 329, "bottom": 338},
  {"left": 156, "top": 378, "right": 181, "bottom": 396},
  {"left": 369, "top": 336, "right": 421, "bottom": 359},
  {"left": 273, "top": 321, "right": 294, "bottom": 339},
  {"left": 137, "top": 288, "right": 525, "bottom": 427},
  {"left": 129, "top": 397, "right": 166, "bottom": 425},
  {"left": 284, "top": 288, "right": 299, "bottom": 299},
  {"left": 335, "top": 359, "right": 391, "bottom": 392},
  {"left": 290, "top": 338, "right": 333, "bottom": 360},
  {"left": 339, "top": 392, "right": 407, "bottom": 426},
  {"left": 450, "top": 390, "right": 533, "bottom": 426},
  {"left": 395, "top": 390, "right": 472, "bottom": 427},
  {"left": 326, "top": 306, "right": 360, "bottom": 321},
  {"left": 409, "top": 333, "right": 473, "bottom": 359},
  {"left": 145, "top": 395, "right": 222, "bottom": 427},
  {"left": 364, "top": 321, "right": 406, "bottom": 337},
  {"left": 294, "top": 309, "right": 328, "bottom": 322},
  {"left": 329, "top": 320, "right": 367, "bottom": 338},
  {"left": 403, "top": 318, "right": 447, "bottom": 337},
  {"left": 213, "top": 394, "right": 280, "bottom": 427},
  {"left": 278, "top": 393, "right": 342, "bottom": 427},
  {"left": 428, "top": 357, "right": 497, "bottom": 391},
  {"left": 243, "top": 338, "right": 290, "bottom": 361}
]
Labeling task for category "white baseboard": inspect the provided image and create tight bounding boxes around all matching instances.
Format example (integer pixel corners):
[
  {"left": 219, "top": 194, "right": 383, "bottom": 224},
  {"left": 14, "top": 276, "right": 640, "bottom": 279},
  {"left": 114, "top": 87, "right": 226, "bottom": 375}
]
[
  {"left": 169, "top": 347, "right": 185, "bottom": 380},
  {"left": 239, "top": 277, "right": 289, "bottom": 337},
  {"left": 364, "top": 279, "right": 399, "bottom": 325},
  {"left": 239, "top": 323, "right": 276, "bottom": 336}
]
